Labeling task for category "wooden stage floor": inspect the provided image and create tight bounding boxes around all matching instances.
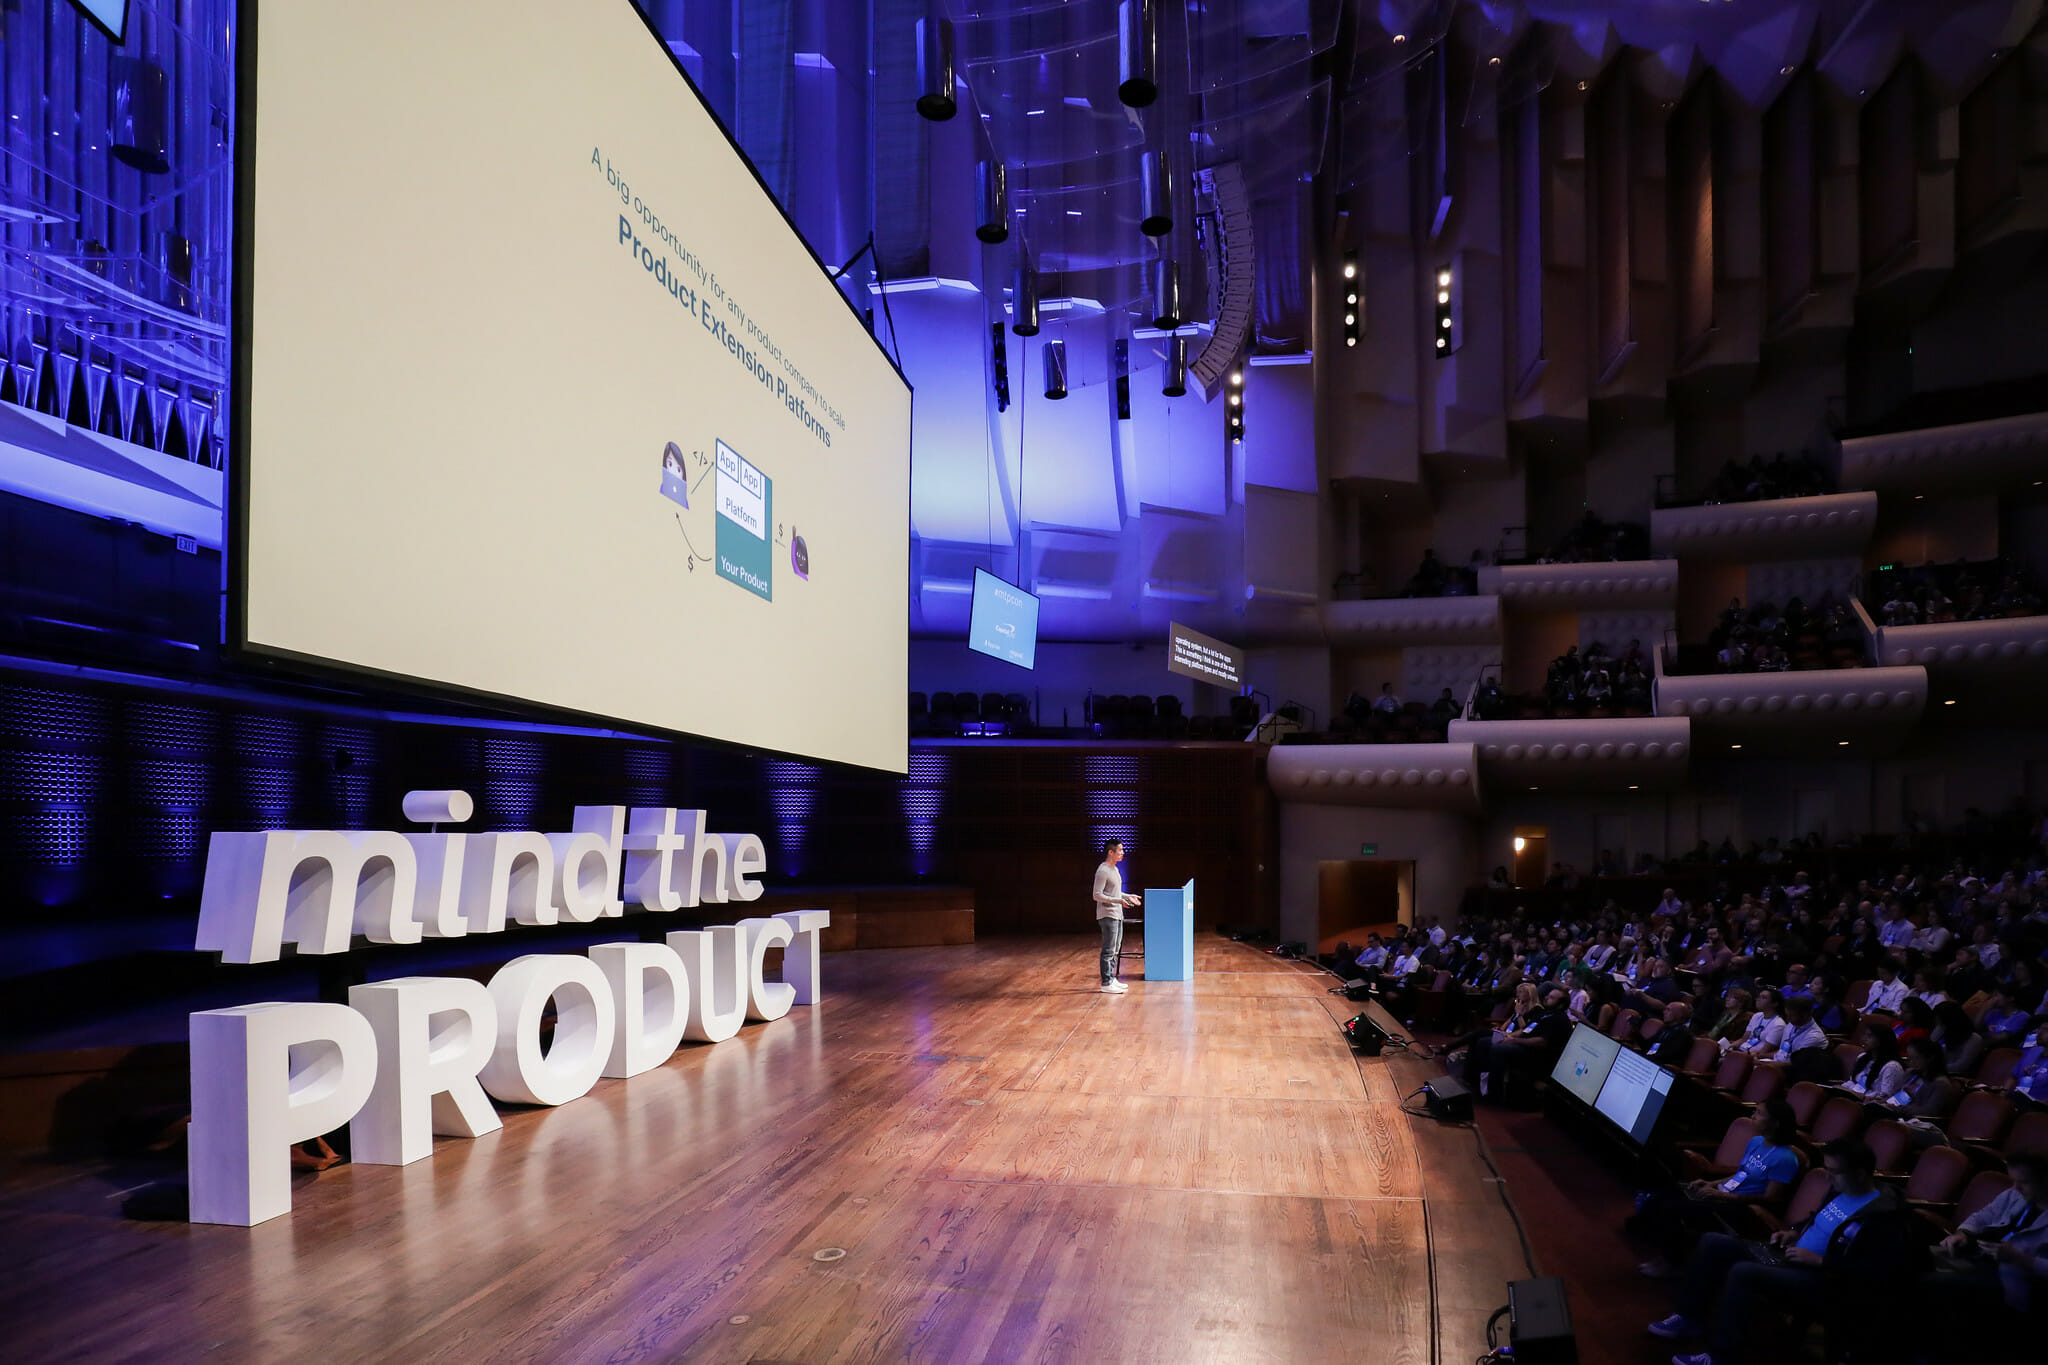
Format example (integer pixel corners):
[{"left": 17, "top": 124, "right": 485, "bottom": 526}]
[{"left": 0, "top": 937, "right": 1538, "bottom": 1364}]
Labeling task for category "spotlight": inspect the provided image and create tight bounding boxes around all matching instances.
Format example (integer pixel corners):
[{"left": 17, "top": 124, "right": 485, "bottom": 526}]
[
  {"left": 915, "top": 14, "right": 957, "bottom": 121},
  {"left": 1118, "top": 0, "right": 1158, "bottom": 107},
  {"left": 1343, "top": 261, "right": 1357, "bottom": 279},
  {"left": 1226, "top": 363, "right": 1246, "bottom": 443},
  {"left": 1012, "top": 264, "right": 1040, "bottom": 336},
  {"left": 1150, "top": 257, "right": 1182, "bottom": 330},
  {"left": 1162, "top": 335, "right": 1189, "bottom": 397},
  {"left": 1139, "top": 149, "right": 1174, "bottom": 236},
  {"left": 975, "top": 161, "right": 1009, "bottom": 243},
  {"left": 1513, "top": 836, "right": 1525, "bottom": 852},
  {"left": 1042, "top": 340, "right": 1069, "bottom": 400},
  {"left": 1230, "top": 370, "right": 1243, "bottom": 386}
]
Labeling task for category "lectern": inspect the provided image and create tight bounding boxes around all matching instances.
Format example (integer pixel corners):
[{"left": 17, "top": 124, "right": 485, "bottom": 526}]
[{"left": 1142, "top": 880, "right": 1194, "bottom": 981}]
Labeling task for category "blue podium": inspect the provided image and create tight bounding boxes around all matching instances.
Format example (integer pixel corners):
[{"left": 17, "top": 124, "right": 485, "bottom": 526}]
[{"left": 1142, "top": 880, "right": 1195, "bottom": 981}]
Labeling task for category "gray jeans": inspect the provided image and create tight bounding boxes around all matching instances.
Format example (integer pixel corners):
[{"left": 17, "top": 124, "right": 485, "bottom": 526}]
[{"left": 1098, "top": 916, "right": 1124, "bottom": 984}]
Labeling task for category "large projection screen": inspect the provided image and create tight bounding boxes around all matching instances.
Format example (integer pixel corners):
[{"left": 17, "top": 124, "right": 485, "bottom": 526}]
[{"left": 234, "top": 1, "right": 912, "bottom": 772}]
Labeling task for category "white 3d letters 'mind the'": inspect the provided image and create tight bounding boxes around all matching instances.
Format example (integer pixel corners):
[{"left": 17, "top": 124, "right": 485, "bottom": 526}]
[
  {"left": 590, "top": 941, "right": 690, "bottom": 1077},
  {"left": 739, "top": 917, "right": 796, "bottom": 1021},
  {"left": 775, "top": 909, "right": 832, "bottom": 1006},
  {"left": 195, "top": 830, "right": 419, "bottom": 963},
  {"left": 550, "top": 806, "right": 627, "bottom": 923},
  {"left": 623, "top": 807, "right": 690, "bottom": 912},
  {"left": 479, "top": 955, "right": 615, "bottom": 1106},
  {"left": 348, "top": 976, "right": 501, "bottom": 1167},
  {"left": 188, "top": 1002, "right": 378, "bottom": 1226},
  {"left": 407, "top": 832, "right": 469, "bottom": 938},
  {"left": 666, "top": 926, "right": 749, "bottom": 1042},
  {"left": 711, "top": 833, "right": 768, "bottom": 902}
]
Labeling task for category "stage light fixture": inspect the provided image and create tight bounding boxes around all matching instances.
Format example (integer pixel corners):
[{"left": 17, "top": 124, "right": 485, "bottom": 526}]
[
  {"left": 914, "top": 14, "right": 957, "bottom": 121},
  {"left": 1150, "top": 257, "right": 1182, "bottom": 330},
  {"left": 1042, "top": 339, "right": 1068, "bottom": 400},
  {"left": 1162, "top": 334, "right": 1189, "bottom": 397},
  {"left": 1139, "top": 149, "right": 1173, "bottom": 236},
  {"left": 975, "top": 160, "right": 1008, "bottom": 243},
  {"left": 991, "top": 321, "right": 1011, "bottom": 412},
  {"left": 1341, "top": 252, "right": 1361, "bottom": 350},
  {"left": 1225, "top": 363, "right": 1245, "bottom": 443},
  {"left": 1012, "top": 264, "right": 1041, "bottom": 336},
  {"left": 1434, "top": 263, "right": 1456, "bottom": 357},
  {"left": 1117, "top": 0, "right": 1158, "bottom": 107},
  {"left": 1513, "top": 836, "right": 1526, "bottom": 852}
]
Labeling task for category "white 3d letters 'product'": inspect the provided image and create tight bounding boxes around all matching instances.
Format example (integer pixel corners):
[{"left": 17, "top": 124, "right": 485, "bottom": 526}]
[
  {"left": 591, "top": 941, "right": 691, "bottom": 1077},
  {"left": 739, "top": 917, "right": 797, "bottom": 1021},
  {"left": 188, "top": 1002, "right": 379, "bottom": 1226},
  {"left": 347, "top": 976, "right": 501, "bottom": 1166},
  {"left": 775, "top": 909, "right": 832, "bottom": 1006},
  {"left": 667, "top": 926, "right": 750, "bottom": 1042},
  {"left": 479, "top": 955, "right": 616, "bottom": 1106}
]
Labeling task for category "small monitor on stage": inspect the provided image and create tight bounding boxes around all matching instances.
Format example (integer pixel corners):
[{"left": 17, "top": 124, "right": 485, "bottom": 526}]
[
  {"left": 1550, "top": 1022, "right": 1622, "bottom": 1107},
  {"left": 1592, "top": 1046, "right": 1675, "bottom": 1144},
  {"left": 967, "top": 568, "right": 1038, "bottom": 669}
]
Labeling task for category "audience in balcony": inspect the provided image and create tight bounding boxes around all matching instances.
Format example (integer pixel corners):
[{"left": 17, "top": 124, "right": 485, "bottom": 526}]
[
  {"left": 1867, "top": 556, "right": 2045, "bottom": 626},
  {"left": 1399, "top": 548, "right": 1481, "bottom": 598},
  {"left": 1697, "top": 450, "right": 1836, "bottom": 505},
  {"left": 1665, "top": 591, "right": 1865, "bottom": 675},
  {"left": 1536, "top": 511, "right": 1652, "bottom": 564}
]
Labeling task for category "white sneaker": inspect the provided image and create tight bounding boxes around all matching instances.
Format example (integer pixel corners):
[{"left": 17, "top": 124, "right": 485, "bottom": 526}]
[{"left": 1102, "top": 981, "right": 1128, "bottom": 993}]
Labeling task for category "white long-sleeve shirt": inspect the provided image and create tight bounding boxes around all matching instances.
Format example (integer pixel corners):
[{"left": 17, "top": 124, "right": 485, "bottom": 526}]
[
  {"left": 1094, "top": 862, "right": 1126, "bottom": 920},
  {"left": 1865, "top": 978, "right": 1909, "bottom": 1014}
]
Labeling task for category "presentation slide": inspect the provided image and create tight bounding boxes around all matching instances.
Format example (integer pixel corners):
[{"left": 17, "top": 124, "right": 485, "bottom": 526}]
[
  {"left": 1593, "top": 1048, "right": 1675, "bottom": 1144},
  {"left": 1550, "top": 1023, "right": 1622, "bottom": 1107},
  {"left": 1166, "top": 621, "right": 1245, "bottom": 688},
  {"left": 236, "top": 0, "right": 912, "bottom": 772},
  {"left": 968, "top": 569, "right": 1038, "bottom": 669}
]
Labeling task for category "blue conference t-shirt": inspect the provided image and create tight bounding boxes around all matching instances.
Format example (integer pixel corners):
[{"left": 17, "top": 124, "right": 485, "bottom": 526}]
[
  {"left": 1795, "top": 1189, "right": 1881, "bottom": 1254},
  {"left": 1718, "top": 1137, "right": 1801, "bottom": 1197}
]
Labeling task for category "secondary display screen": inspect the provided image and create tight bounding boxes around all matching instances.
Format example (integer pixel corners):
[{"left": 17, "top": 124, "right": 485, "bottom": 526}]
[
  {"left": 1593, "top": 1047, "right": 1675, "bottom": 1144},
  {"left": 1167, "top": 621, "right": 1245, "bottom": 688},
  {"left": 69, "top": 0, "right": 128, "bottom": 42},
  {"left": 968, "top": 569, "right": 1038, "bottom": 670},
  {"left": 235, "top": 1, "right": 912, "bottom": 772},
  {"left": 1550, "top": 1023, "right": 1622, "bottom": 1108}
]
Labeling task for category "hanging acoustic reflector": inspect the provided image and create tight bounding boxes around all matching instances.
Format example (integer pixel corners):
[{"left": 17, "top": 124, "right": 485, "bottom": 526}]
[
  {"left": 915, "top": 15, "right": 957, "bottom": 120},
  {"left": 111, "top": 58, "right": 170, "bottom": 174},
  {"left": 975, "top": 161, "right": 1009, "bottom": 243},
  {"left": 1139, "top": 150, "right": 1173, "bottom": 236},
  {"left": 1162, "top": 335, "right": 1189, "bottom": 397},
  {"left": 1150, "top": 258, "right": 1182, "bottom": 331},
  {"left": 1042, "top": 340, "right": 1068, "bottom": 400},
  {"left": 1012, "top": 265, "right": 1041, "bottom": 336},
  {"left": 1118, "top": 0, "right": 1158, "bottom": 108}
]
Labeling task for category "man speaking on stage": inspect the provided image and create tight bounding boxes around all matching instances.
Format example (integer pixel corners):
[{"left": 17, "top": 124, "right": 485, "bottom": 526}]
[{"left": 1094, "top": 839, "right": 1142, "bottom": 993}]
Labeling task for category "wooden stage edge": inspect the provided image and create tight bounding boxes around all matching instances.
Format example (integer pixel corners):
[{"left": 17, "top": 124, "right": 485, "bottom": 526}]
[{"left": 0, "top": 936, "right": 1537, "bottom": 1365}]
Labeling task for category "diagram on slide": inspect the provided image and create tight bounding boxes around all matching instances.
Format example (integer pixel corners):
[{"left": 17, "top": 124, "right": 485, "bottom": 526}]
[{"left": 657, "top": 438, "right": 809, "bottom": 600}]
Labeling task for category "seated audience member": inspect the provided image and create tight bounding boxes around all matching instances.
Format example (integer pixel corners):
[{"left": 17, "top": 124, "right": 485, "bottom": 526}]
[
  {"left": 1922, "top": 1152, "right": 2048, "bottom": 1355},
  {"left": 1429, "top": 687, "right": 1461, "bottom": 724},
  {"left": 1730, "top": 989, "right": 1785, "bottom": 1056},
  {"left": 1650, "top": 1138, "right": 1916, "bottom": 1365},
  {"left": 1838, "top": 1027, "right": 1905, "bottom": 1100},
  {"left": 1627, "top": 958, "right": 1682, "bottom": 1017},
  {"left": 1870, "top": 1037, "right": 1959, "bottom": 1129},
  {"left": 1769, "top": 997, "right": 1829, "bottom": 1068},
  {"left": 1893, "top": 997, "right": 1937, "bottom": 1047},
  {"left": 1931, "top": 1001, "right": 1986, "bottom": 1079},
  {"left": 2009, "top": 1018, "right": 2048, "bottom": 1108},
  {"left": 1460, "top": 985, "right": 1570, "bottom": 1101},
  {"left": 1978, "top": 989, "right": 2031, "bottom": 1049},
  {"left": 1487, "top": 865, "right": 1512, "bottom": 889},
  {"left": 1371, "top": 682, "right": 1403, "bottom": 715},
  {"left": 1648, "top": 1002, "right": 1699, "bottom": 1067},
  {"left": 1910, "top": 967, "right": 1950, "bottom": 1008},
  {"left": 1629, "top": 1099, "right": 1803, "bottom": 1278},
  {"left": 1703, "top": 989, "right": 1754, "bottom": 1048},
  {"left": 1353, "top": 933, "right": 1389, "bottom": 977},
  {"left": 1864, "top": 960, "right": 1910, "bottom": 1016}
]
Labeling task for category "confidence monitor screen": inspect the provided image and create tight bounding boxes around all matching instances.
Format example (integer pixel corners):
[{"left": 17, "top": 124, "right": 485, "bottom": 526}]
[
  {"left": 1593, "top": 1046, "right": 1676, "bottom": 1144},
  {"left": 235, "top": 1, "right": 912, "bottom": 772},
  {"left": 967, "top": 569, "right": 1038, "bottom": 670},
  {"left": 1551, "top": 1023, "right": 1623, "bottom": 1108}
]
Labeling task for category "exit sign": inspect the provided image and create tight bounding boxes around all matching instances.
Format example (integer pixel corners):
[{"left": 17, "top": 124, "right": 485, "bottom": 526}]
[{"left": 1360, "top": 842, "right": 1378, "bottom": 856}]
